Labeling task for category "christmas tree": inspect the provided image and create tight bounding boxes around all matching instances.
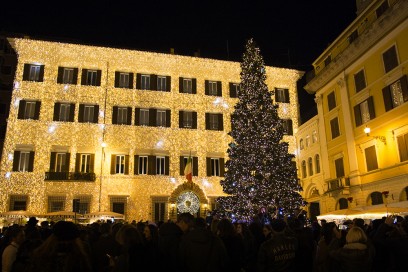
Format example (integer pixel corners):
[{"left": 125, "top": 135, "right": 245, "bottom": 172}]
[{"left": 217, "top": 39, "right": 305, "bottom": 221}]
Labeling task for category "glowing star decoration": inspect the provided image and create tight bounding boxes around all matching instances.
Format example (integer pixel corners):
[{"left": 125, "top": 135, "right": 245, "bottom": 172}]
[
  {"left": 213, "top": 97, "right": 222, "bottom": 105},
  {"left": 14, "top": 81, "right": 20, "bottom": 90},
  {"left": 156, "top": 140, "right": 164, "bottom": 148},
  {"left": 222, "top": 102, "right": 229, "bottom": 109},
  {"left": 176, "top": 191, "right": 200, "bottom": 215},
  {"left": 63, "top": 85, "right": 69, "bottom": 91},
  {"left": 5, "top": 172, "right": 11, "bottom": 178},
  {"left": 8, "top": 154, "right": 13, "bottom": 161},
  {"left": 202, "top": 179, "right": 210, "bottom": 187},
  {"left": 170, "top": 177, "right": 176, "bottom": 183},
  {"left": 14, "top": 98, "right": 20, "bottom": 108},
  {"left": 99, "top": 111, "right": 104, "bottom": 118},
  {"left": 48, "top": 124, "right": 56, "bottom": 133}
]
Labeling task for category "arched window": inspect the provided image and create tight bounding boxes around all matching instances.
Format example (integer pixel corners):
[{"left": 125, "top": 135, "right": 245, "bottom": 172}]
[
  {"left": 306, "top": 136, "right": 310, "bottom": 147},
  {"left": 315, "top": 154, "right": 321, "bottom": 173},
  {"left": 301, "top": 160, "right": 307, "bottom": 178},
  {"left": 371, "top": 192, "right": 384, "bottom": 205},
  {"left": 312, "top": 130, "right": 318, "bottom": 143},
  {"left": 404, "top": 187, "right": 408, "bottom": 201},
  {"left": 339, "top": 198, "right": 348, "bottom": 210},
  {"left": 308, "top": 157, "right": 313, "bottom": 176},
  {"left": 300, "top": 139, "right": 304, "bottom": 150}
]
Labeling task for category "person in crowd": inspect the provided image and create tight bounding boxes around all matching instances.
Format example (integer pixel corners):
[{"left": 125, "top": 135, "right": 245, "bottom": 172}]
[
  {"left": 26, "top": 221, "right": 92, "bottom": 272},
  {"left": 179, "top": 217, "right": 229, "bottom": 272},
  {"left": 235, "top": 222, "right": 257, "bottom": 272},
  {"left": 257, "top": 219, "right": 298, "bottom": 272},
  {"left": 262, "top": 224, "right": 273, "bottom": 240},
  {"left": 143, "top": 224, "right": 160, "bottom": 264},
  {"left": 329, "top": 226, "right": 375, "bottom": 272},
  {"left": 1, "top": 225, "right": 25, "bottom": 272},
  {"left": 315, "top": 222, "right": 341, "bottom": 272},
  {"left": 217, "top": 218, "right": 245, "bottom": 272},
  {"left": 39, "top": 221, "right": 52, "bottom": 241},
  {"left": 91, "top": 222, "right": 121, "bottom": 272}
]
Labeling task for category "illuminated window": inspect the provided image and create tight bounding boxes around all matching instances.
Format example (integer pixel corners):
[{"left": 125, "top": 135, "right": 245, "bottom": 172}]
[
  {"left": 308, "top": 157, "right": 313, "bottom": 176},
  {"left": 12, "top": 151, "right": 34, "bottom": 172},
  {"left": 119, "top": 73, "right": 130, "bottom": 88},
  {"left": 139, "top": 109, "right": 149, "bottom": 126},
  {"left": 354, "top": 97, "right": 375, "bottom": 127},
  {"left": 18, "top": 100, "right": 40, "bottom": 120},
  {"left": 275, "top": 88, "right": 290, "bottom": 103},
  {"left": 115, "top": 155, "right": 126, "bottom": 174},
  {"left": 383, "top": 75, "right": 407, "bottom": 112},
  {"left": 315, "top": 155, "right": 320, "bottom": 174},
  {"left": 137, "top": 156, "right": 148, "bottom": 174},
  {"left": 312, "top": 131, "right": 318, "bottom": 143},
  {"left": 301, "top": 160, "right": 306, "bottom": 178},
  {"left": 183, "top": 78, "right": 192, "bottom": 93},
  {"left": 156, "top": 110, "right": 166, "bottom": 127},
  {"left": 156, "top": 156, "right": 166, "bottom": 175},
  {"left": 78, "top": 104, "right": 97, "bottom": 123},
  {"left": 9, "top": 195, "right": 28, "bottom": 211},
  {"left": 157, "top": 76, "right": 167, "bottom": 91},
  {"left": 57, "top": 67, "right": 78, "bottom": 84},
  {"left": 299, "top": 139, "right": 304, "bottom": 150},
  {"left": 86, "top": 70, "right": 98, "bottom": 86},
  {"left": 48, "top": 196, "right": 66, "bottom": 212},
  {"left": 141, "top": 74, "right": 150, "bottom": 90},
  {"left": 110, "top": 196, "right": 126, "bottom": 214}
]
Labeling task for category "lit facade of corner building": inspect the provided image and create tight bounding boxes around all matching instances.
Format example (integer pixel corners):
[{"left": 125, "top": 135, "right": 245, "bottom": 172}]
[
  {"left": 304, "top": 0, "right": 408, "bottom": 215},
  {"left": 0, "top": 38, "right": 303, "bottom": 222}
]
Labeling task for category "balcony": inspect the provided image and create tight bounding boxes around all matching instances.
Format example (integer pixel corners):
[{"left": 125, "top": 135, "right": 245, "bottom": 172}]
[
  {"left": 325, "top": 177, "right": 350, "bottom": 195},
  {"left": 44, "top": 172, "right": 96, "bottom": 182}
]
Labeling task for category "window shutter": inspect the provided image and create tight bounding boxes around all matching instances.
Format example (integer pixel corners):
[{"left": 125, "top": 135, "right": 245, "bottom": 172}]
[
  {"left": 192, "top": 112, "right": 197, "bottom": 129},
  {"left": 78, "top": 104, "right": 84, "bottom": 122},
  {"left": 129, "top": 73, "right": 134, "bottom": 89},
  {"left": 206, "top": 157, "right": 211, "bottom": 176},
  {"left": 90, "top": 154, "right": 95, "bottom": 173},
  {"left": 287, "top": 119, "right": 293, "bottom": 135},
  {"left": 28, "top": 151, "right": 35, "bottom": 172},
  {"left": 127, "top": 107, "right": 132, "bottom": 125},
  {"left": 50, "top": 152, "right": 56, "bottom": 172},
  {"left": 382, "top": 85, "right": 393, "bottom": 112},
  {"left": 192, "top": 78, "right": 197, "bottom": 94},
  {"left": 205, "top": 80, "right": 209, "bottom": 95},
  {"left": 166, "top": 110, "right": 171, "bottom": 127},
  {"left": 136, "top": 73, "right": 141, "bottom": 89},
  {"left": 135, "top": 108, "right": 140, "bottom": 126},
  {"left": 110, "top": 155, "right": 116, "bottom": 174},
  {"left": 75, "top": 153, "right": 81, "bottom": 172},
  {"left": 72, "top": 68, "right": 78, "bottom": 84},
  {"left": 18, "top": 100, "right": 26, "bottom": 119},
  {"left": 12, "top": 151, "right": 20, "bottom": 171},
  {"left": 179, "top": 111, "right": 184, "bottom": 128},
  {"left": 220, "top": 158, "right": 225, "bottom": 177},
  {"left": 81, "top": 69, "right": 88, "bottom": 85},
  {"left": 217, "top": 81, "right": 222, "bottom": 96},
  {"left": 354, "top": 104, "right": 362, "bottom": 127},
  {"left": 65, "top": 153, "right": 71, "bottom": 172},
  {"left": 218, "top": 114, "right": 224, "bottom": 131},
  {"left": 365, "top": 146, "right": 378, "bottom": 171},
  {"left": 23, "top": 64, "right": 30, "bottom": 81},
  {"left": 96, "top": 70, "right": 102, "bottom": 86},
  {"left": 149, "top": 109, "right": 157, "bottom": 126},
  {"left": 134, "top": 155, "right": 139, "bottom": 175},
  {"left": 397, "top": 135, "right": 408, "bottom": 162},
  {"left": 114, "top": 72, "right": 120, "bottom": 87},
  {"left": 229, "top": 83, "right": 237, "bottom": 98},
  {"left": 148, "top": 156, "right": 155, "bottom": 175},
  {"left": 400, "top": 75, "right": 408, "bottom": 102},
  {"left": 165, "top": 156, "right": 169, "bottom": 175},
  {"left": 367, "top": 96, "right": 375, "bottom": 119},
  {"left": 285, "top": 89, "right": 290, "bottom": 103},
  {"left": 124, "top": 155, "right": 129, "bottom": 175},
  {"left": 179, "top": 77, "right": 183, "bottom": 93},
  {"left": 34, "top": 101, "right": 41, "bottom": 120},
  {"left": 53, "top": 103, "right": 61, "bottom": 121},
  {"left": 112, "top": 106, "right": 118, "bottom": 124},
  {"left": 205, "top": 113, "right": 210, "bottom": 130},
  {"left": 93, "top": 105, "right": 99, "bottom": 123},
  {"left": 180, "top": 156, "right": 184, "bottom": 175},
  {"left": 193, "top": 157, "right": 198, "bottom": 176},
  {"left": 57, "top": 67, "right": 64, "bottom": 83},
  {"left": 69, "top": 103, "right": 75, "bottom": 122},
  {"left": 38, "top": 65, "right": 45, "bottom": 82},
  {"left": 166, "top": 76, "right": 171, "bottom": 92},
  {"left": 151, "top": 74, "right": 157, "bottom": 90}
]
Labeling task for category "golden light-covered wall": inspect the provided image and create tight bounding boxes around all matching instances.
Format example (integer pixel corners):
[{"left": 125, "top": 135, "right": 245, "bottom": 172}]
[{"left": 0, "top": 38, "right": 303, "bottom": 221}]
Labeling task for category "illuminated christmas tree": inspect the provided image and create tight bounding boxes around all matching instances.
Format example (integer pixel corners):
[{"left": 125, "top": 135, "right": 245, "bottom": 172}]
[{"left": 217, "top": 39, "right": 305, "bottom": 221}]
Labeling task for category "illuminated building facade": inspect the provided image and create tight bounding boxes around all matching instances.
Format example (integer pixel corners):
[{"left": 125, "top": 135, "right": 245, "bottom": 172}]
[
  {"left": 0, "top": 37, "right": 302, "bottom": 222},
  {"left": 304, "top": 0, "right": 408, "bottom": 215}
]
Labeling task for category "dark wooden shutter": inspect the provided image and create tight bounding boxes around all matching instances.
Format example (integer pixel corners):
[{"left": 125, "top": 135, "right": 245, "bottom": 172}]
[
  {"left": 284, "top": 89, "right": 290, "bottom": 103},
  {"left": 192, "top": 78, "right": 197, "bottom": 94},
  {"left": 18, "top": 100, "right": 26, "bottom": 119},
  {"left": 217, "top": 81, "right": 222, "bottom": 96},
  {"left": 114, "top": 72, "right": 120, "bottom": 87},
  {"left": 72, "top": 68, "right": 78, "bottom": 84},
  {"left": 397, "top": 134, "right": 408, "bottom": 162},
  {"left": 112, "top": 106, "right": 118, "bottom": 124},
  {"left": 38, "top": 65, "right": 44, "bottom": 82},
  {"left": 28, "top": 151, "right": 35, "bottom": 172},
  {"left": 78, "top": 104, "right": 84, "bottom": 122},
  {"left": 205, "top": 113, "right": 210, "bottom": 130},
  {"left": 134, "top": 155, "right": 139, "bottom": 175},
  {"left": 50, "top": 152, "right": 56, "bottom": 172},
  {"left": 179, "top": 156, "right": 184, "bottom": 175},
  {"left": 23, "top": 64, "right": 30, "bottom": 81},
  {"left": 229, "top": 83, "right": 237, "bottom": 98},
  {"left": 34, "top": 101, "right": 41, "bottom": 120},
  {"left": 110, "top": 155, "right": 116, "bottom": 174},
  {"left": 193, "top": 157, "right": 198, "bottom": 176},
  {"left": 401, "top": 75, "right": 408, "bottom": 102},
  {"left": 382, "top": 85, "right": 393, "bottom": 112},
  {"left": 151, "top": 74, "right": 157, "bottom": 90},
  {"left": 179, "top": 111, "right": 184, "bottom": 128},
  {"left": 166, "top": 110, "right": 171, "bottom": 127},
  {"left": 205, "top": 80, "right": 209, "bottom": 95},
  {"left": 192, "top": 112, "right": 197, "bottom": 129},
  {"left": 166, "top": 76, "right": 171, "bottom": 92},
  {"left": 75, "top": 153, "right": 81, "bottom": 172},
  {"left": 367, "top": 96, "right": 376, "bottom": 119},
  {"left": 136, "top": 73, "right": 141, "bottom": 89},
  {"left": 124, "top": 155, "right": 129, "bottom": 175},
  {"left": 135, "top": 108, "right": 140, "bottom": 126},
  {"left": 65, "top": 153, "right": 71, "bottom": 172},
  {"left": 69, "top": 103, "right": 75, "bottom": 122},
  {"left": 165, "top": 156, "right": 169, "bottom": 175},
  {"left": 81, "top": 69, "right": 88, "bottom": 85},
  {"left": 335, "top": 158, "right": 345, "bottom": 177},
  {"left": 93, "top": 105, "right": 99, "bottom": 123},
  {"left": 179, "top": 77, "right": 183, "bottom": 93},
  {"left": 354, "top": 104, "right": 362, "bottom": 127},
  {"left": 127, "top": 107, "right": 132, "bottom": 125},
  {"left": 129, "top": 73, "right": 134, "bottom": 89},
  {"left": 206, "top": 157, "right": 211, "bottom": 176},
  {"left": 12, "top": 151, "right": 20, "bottom": 171},
  {"left": 148, "top": 156, "right": 155, "bottom": 175},
  {"left": 218, "top": 114, "right": 224, "bottom": 131},
  {"left": 53, "top": 103, "right": 61, "bottom": 121},
  {"left": 220, "top": 158, "right": 225, "bottom": 177},
  {"left": 57, "top": 67, "right": 64, "bottom": 83},
  {"left": 149, "top": 109, "right": 157, "bottom": 126},
  {"left": 96, "top": 70, "right": 102, "bottom": 86},
  {"left": 90, "top": 154, "right": 95, "bottom": 173},
  {"left": 287, "top": 120, "right": 293, "bottom": 135}
]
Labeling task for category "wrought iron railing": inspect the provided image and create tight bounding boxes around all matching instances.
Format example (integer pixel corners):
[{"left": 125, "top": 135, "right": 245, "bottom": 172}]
[{"left": 44, "top": 172, "right": 96, "bottom": 181}]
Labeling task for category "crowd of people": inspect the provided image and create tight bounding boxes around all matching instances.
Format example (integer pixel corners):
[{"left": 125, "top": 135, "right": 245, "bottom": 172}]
[{"left": 0, "top": 212, "right": 407, "bottom": 272}]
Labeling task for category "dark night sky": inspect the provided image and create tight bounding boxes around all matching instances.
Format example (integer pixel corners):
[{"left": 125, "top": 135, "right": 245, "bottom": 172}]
[{"left": 1, "top": 0, "right": 357, "bottom": 123}]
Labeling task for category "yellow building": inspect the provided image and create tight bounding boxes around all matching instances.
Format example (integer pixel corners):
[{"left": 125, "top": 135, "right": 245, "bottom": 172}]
[
  {"left": 0, "top": 37, "right": 303, "bottom": 222},
  {"left": 304, "top": 0, "right": 408, "bottom": 216}
]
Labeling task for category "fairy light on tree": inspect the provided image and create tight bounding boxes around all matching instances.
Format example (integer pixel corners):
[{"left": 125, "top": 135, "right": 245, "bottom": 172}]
[{"left": 217, "top": 39, "right": 305, "bottom": 221}]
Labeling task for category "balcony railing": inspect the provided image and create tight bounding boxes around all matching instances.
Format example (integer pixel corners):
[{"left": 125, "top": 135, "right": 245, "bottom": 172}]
[
  {"left": 44, "top": 172, "right": 96, "bottom": 181},
  {"left": 326, "top": 177, "right": 350, "bottom": 193}
]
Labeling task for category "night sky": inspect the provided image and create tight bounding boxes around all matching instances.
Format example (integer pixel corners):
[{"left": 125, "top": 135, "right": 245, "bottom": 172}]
[{"left": 1, "top": 0, "right": 357, "bottom": 123}]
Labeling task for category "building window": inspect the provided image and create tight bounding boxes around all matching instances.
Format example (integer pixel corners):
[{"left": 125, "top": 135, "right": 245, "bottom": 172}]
[
  {"left": 141, "top": 74, "right": 150, "bottom": 90},
  {"left": 78, "top": 104, "right": 98, "bottom": 123},
  {"left": 152, "top": 197, "right": 167, "bottom": 222},
  {"left": 275, "top": 88, "right": 290, "bottom": 103},
  {"left": 181, "top": 156, "right": 198, "bottom": 176},
  {"left": 18, "top": 100, "right": 41, "bottom": 120},
  {"left": 209, "top": 158, "right": 220, "bottom": 176},
  {"left": 324, "top": 55, "right": 331, "bottom": 67},
  {"left": 365, "top": 145, "right": 379, "bottom": 171},
  {"left": 137, "top": 156, "right": 148, "bottom": 175},
  {"left": 330, "top": 117, "right": 340, "bottom": 139},
  {"left": 327, "top": 91, "right": 336, "bottom": 111},
  {"left": 354, "top": 97, "right": 375, "bottom": 127},
  {"left": 334, "top": 157, "right": 345, "bottom": 178},
  {"left": 79, "top": 154, "right": 93, "bottom": 173},
  {"left": 354, "top": 69, "right": 366, "bottom": 93},
  {"left": 315, "top": 155, "right": 321, "bottom": 174},
  {"left": 73, "top": 196, "right": 91, "bottom": 214},
  {"left": 51, "top": 152, "right": 68, "bottom": 172},
  {"left": 48, "top": 196, "right": 66, "bottom": 212},
  {"left": 382, "top": 45, "right": 398, "bottom": 73},
  {"left": 382, "top": 75, "right": 408, "bottom": 112},
  {"left": 139, "top": 109, "right": 149, "bottom": 126},
  {"left": 57, "top": 67, "right": 78, "bottom": 84},
  {"left": 156, "top": 156, "right": 166, "bottom": 175},
  {"left": 308, "top": 157, "right": 313, "bottom": 176},
  {"left": 110, "top": 196, "right": 126, "bottom": 215},
  {"left": 371, "top": 192, "right": 384, "bottom": 205},
  {"left": 339, "top": 198, "right": 348, "bottom": 210},
  {"left": 53, "top": 103, "right": 74, "bottom": 122},
  {"left": 397, "top": 132, "right": 408, "bottom": 162},
  {"left": 180, "top": 111, "right": 195, "bottom": 128},
  {"left": 112, "top": 106, "right": 131, "bottom": 125},
  {"left": 157, "top": 76, "right": 167, "bottom": 91},
  {"left": 23, "top": 64, "right": 44, "bottom": 82},
  {"left": 312, "top": 130, "right": 318, "bottom": 143},
  {"left": 299, "top": 139, "right": 304, "bottom": 150},
  {"left": 87, "top": 70, "right": 98, "bottom": 85},
  {"left": 117, "top": 107, "right": 128, "bottom": 125},
  {"left": 305, "top": 136, "right": 310, "bottom": 147},
  {"left": 9, "top": 195, "right": 28, "bottom": 211},
  {"left": 376, "top": 0, "right": 389, "bottom": 18},
  {"left": 229, "top": 83, "right": 240, "bottom": 98},
  {"left": 348, "top": 29, "right": 358, "bottom": 44},
  {"left": 156, "top": 110, "right": 167, "bottom": 127},
  {"left": 180, "top": 77, "right": 196, "bottom": 94},
  {"left": 110, "top": 154, "right": 130, "bottom": 175},
  {"left": 282, "top": 119, "right": 293, "bottom": 135},
  {"left": 119, "top": 73, "right": 129, "bottom": 88},
  {"left": 301, "top": 160, "right": 306, "bottom": 178},
  {"left": 206, "top": 113, "right": 223, "bottom": 130},
  {"left": 12, "top": 151, "right": 34, "bottom": 172},
  {"left": 205, "top": 80, "right": 221, "bottom": 96}
]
